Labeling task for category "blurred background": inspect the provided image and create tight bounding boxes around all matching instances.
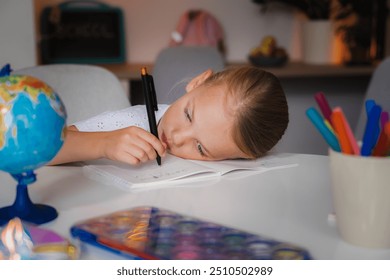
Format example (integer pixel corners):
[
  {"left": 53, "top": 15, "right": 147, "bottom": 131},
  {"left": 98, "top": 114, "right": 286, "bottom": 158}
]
[
  {"left": 1, "top": 0, "right": 389, "bottom": 155},
  {"left": 1, "top": 0, "right": 389, "bottom": 68}
]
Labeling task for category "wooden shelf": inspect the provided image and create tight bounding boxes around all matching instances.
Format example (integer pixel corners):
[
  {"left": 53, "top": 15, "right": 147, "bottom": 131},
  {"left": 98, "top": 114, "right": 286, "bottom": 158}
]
[
  {"left": 99, "top": 63, "right": 153, "bottom": 80},
  {"left": 100, "top": 61, "right": 376, "bottom": 81},
  {"left": 230, "top": 61, "right": 376, "bottom": 78}
]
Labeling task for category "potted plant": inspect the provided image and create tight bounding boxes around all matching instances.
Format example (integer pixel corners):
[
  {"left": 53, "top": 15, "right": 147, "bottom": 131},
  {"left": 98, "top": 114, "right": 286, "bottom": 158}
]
[
  {"left": 252, "top": 0, "right": 388, "bottom": 65},
  {"left": 334, "top": 0, "right": 383, "bottom": 65},
  {"left": 252, "top": 0, "right": 332, "bottom": 20}
]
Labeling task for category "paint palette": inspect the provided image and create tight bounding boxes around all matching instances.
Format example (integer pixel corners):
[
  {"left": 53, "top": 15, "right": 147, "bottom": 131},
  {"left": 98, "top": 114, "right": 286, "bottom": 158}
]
[{"left": 71, "top": 206, "right": 312, "bottom": 260}]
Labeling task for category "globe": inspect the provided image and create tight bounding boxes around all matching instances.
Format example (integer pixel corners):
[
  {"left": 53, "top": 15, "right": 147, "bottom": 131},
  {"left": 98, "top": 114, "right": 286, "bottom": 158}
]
[
  {"left": 0, "top": 75, "right": 66, "bottom": 173},
  {"left": 0, "top": 70, "right": 67, "bottom": 225}
]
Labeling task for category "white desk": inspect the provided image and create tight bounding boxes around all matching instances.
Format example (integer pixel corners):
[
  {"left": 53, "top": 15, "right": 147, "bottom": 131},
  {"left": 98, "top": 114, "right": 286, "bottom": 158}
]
[{"left": 1, "top": 153, "right": 390, "bottom": 259}]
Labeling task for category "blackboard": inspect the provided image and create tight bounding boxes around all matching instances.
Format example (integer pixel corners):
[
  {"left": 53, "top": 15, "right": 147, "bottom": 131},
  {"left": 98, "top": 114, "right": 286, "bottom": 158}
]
[{"left": 40, "top": 1, "right": 125, "bottom": 64}]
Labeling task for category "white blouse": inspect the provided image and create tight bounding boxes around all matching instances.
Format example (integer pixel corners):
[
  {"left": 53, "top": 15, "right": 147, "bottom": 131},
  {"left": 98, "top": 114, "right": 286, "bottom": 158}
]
[{"left": 73, "top": 104, "right": 170, "bottom": 132}]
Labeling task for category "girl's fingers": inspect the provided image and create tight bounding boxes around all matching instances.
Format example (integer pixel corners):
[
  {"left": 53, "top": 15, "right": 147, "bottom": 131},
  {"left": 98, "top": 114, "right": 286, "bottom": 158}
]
[
  {"left": 136, "top": 129, "right": 166, "bottom": 157},
  {"left": 116, "top": 141, "right": 158, "bottom": 165},
  {"left": 129, "top": 144, "right": 155, "bottom": 163},
  {"left": 111, "top": 143, "right": 149, "bottom": 165},
  {"left": 102, "top": 127, "right": 166, "bottom": 165}
]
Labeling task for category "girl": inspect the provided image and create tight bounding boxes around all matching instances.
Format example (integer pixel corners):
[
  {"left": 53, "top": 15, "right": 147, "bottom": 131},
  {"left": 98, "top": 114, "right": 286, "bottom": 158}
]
[{"left": 50, "top": 66, "right": 289, "bottom": 165}]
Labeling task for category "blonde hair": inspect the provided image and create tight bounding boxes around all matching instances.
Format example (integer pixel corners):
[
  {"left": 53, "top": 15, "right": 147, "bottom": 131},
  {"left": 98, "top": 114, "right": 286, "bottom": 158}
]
[{"left": 204, "top": 66, "right": 289, "bottom": 158}]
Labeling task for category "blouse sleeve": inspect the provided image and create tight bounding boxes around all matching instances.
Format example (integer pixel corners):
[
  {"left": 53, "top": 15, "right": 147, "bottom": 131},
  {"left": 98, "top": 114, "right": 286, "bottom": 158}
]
[{"left": 72, "top": 104, "right": 169, "bottom": 132}]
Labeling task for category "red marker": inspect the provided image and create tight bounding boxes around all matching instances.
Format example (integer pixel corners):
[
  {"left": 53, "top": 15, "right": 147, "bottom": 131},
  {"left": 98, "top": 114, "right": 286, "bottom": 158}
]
[
  {"left": 315, "top": 92, "right": 333, "bottom": 126},
  {"left": 372, "top": 121, "right": 390, "bottom": 156}
]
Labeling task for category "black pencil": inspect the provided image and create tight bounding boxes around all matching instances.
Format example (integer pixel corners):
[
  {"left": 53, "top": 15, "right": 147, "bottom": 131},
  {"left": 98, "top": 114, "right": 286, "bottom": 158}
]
[{"left": 141, "top": 67, "right": 161, "bottom": 165}]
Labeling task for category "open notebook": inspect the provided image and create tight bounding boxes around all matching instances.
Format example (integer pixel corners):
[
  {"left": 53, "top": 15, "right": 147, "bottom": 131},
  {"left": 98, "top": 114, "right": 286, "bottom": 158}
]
[{"left": 82, "top": 154, "right": 297, "bottom": 190}]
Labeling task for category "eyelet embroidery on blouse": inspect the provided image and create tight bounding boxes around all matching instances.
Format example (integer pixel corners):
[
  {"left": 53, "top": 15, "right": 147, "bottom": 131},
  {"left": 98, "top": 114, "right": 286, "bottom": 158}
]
[{"left": 73, "top": 104, "right": 169, "bottom": 132}]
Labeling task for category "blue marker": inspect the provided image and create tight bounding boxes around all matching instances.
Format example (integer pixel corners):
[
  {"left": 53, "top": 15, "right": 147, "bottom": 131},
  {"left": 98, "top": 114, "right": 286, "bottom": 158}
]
[
  {"left": 306, "top": 107, "right": 341, "bottom": 152},
  {"left": 361, "top": 104, "right": 382, "bottom": 156},
  {"left": 365, "top": 99, "right": 380, "bottom": 141},
  {"left": 365, "top": 99, "right": 376, "bottom": 115}
]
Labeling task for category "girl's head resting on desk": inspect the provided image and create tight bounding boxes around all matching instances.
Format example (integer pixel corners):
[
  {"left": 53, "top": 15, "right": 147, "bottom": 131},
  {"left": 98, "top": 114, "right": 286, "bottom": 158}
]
[{"left": 158, "top": 65, "right": 289, "bottom": 161}]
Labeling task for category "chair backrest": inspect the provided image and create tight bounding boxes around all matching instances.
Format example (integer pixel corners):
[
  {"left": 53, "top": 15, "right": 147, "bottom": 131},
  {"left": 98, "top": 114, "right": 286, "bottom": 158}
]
[
  {"left": 152, "top": 46, "right": 225, "bottom": 104},
  {"left": 13, "top": 64, "right": 130, "bottom": 124},
  {"left": 354, "top": 57, "right": 390, "bottom": 140}
]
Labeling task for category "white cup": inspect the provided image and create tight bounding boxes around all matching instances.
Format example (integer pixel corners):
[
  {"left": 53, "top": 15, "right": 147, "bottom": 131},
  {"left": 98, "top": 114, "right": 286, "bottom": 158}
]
[{"left": 329, "top": 149, "right": 390, "bottom": 248}]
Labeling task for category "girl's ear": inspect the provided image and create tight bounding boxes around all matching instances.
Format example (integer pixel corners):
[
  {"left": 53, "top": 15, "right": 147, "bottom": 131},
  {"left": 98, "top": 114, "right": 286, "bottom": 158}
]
[{"left": 185, "top": 69, "right": 213, "bottom": 92}]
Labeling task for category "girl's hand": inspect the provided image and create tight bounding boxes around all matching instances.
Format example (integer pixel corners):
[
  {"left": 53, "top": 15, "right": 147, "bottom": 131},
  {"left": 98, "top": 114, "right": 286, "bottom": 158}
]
[{"left": 101, "top": 126, "right": 167, "bottom": 165}]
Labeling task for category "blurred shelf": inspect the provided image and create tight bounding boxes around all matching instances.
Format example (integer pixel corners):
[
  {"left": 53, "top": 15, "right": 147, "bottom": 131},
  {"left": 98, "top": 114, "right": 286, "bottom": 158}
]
[
  {"left": 230, "top": 61, "right": 377, "bottom": 78},
  {"left": 100, "top": 61, "right": 377, "bottom": 81},
  {"left": 99, "top": 63, "right": 153, "bottom": 80}
]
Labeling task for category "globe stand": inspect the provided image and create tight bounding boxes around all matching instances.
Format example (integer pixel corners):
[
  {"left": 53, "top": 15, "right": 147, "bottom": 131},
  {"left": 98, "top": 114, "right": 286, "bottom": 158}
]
[{"left": 0, "top": 171, "right": 58, "bottom": 226}]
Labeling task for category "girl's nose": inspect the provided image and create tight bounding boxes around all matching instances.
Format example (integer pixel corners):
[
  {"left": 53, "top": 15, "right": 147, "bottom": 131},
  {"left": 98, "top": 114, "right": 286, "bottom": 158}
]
[{"left": 171, "top": 127, "right": 191, "bottom": 147}]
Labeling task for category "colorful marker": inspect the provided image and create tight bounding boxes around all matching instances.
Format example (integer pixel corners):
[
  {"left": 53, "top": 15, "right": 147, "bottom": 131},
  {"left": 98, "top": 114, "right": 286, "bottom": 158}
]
[
  {"left": 361, "top": 104, "right": 382, "bottom": 156},
  {"left": 380, "top": 111, "right": 389, "bottom": 129},
  {"left": 314, "top": 92, "right": 333, "bottom": 126},
  {"left": 365, "top": 99, "right": 380, "bottom": 141},
  {"left": 372, "top": 121, "right": 390, "bottom": 156},
  {"left": 365, "top": 99, "right": 376, "bottom": 115},
  {"left": 324, "top": 119, "right": 335, "bottom": 134},
  {"left": 386, "top": 122, "right": 390, "bottom": 155},
  {"left": 331, "top": 107, "right": 359, "bottom": 155},
  {"left": 306, "top": 107, "right": 341, "bottom": 152}
]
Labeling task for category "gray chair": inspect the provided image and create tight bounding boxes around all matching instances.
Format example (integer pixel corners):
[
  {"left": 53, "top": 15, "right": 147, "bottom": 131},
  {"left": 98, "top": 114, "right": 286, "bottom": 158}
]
[
  {"left": 13, "top": 64, "right": 130, "bottom": 124},
  {"left": 354, "top": 57, "right": 390, "bottom": 140},
  {"left": 152, "top": 46, "right": 225, "bottom": 104}
]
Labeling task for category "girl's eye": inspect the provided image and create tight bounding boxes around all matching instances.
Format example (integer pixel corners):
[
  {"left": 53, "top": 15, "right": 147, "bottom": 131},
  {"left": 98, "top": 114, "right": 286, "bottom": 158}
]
[
  {"left": 197, "top": 142, "right": 205, "bottom": 156},
  {"left": 185, "top": 109, "right": 192, "bottom": 122}
]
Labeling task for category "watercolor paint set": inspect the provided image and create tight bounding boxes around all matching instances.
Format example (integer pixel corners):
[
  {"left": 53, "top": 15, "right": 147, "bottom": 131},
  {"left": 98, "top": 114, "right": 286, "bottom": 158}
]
[{"left": 70, "top": 206, "right": 312, "bottom": 260}]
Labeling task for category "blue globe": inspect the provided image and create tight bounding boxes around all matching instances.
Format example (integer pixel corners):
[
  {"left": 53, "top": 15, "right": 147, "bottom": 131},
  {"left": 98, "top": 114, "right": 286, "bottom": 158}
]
[{"left": 0, "top": 74, "right": 67, "bottom": 175}]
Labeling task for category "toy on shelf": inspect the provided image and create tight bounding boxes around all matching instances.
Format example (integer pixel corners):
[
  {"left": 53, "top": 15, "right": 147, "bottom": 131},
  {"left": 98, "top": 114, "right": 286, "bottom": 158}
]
[{"left": 248, "top": 36, "right": 288, "bottom": 67}]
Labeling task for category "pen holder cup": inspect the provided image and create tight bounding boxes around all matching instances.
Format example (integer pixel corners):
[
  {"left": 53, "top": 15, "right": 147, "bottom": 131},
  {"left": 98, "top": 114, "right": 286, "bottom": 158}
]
[{"left": 329, "top": 149, "right": 390, "bottom": 248}]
